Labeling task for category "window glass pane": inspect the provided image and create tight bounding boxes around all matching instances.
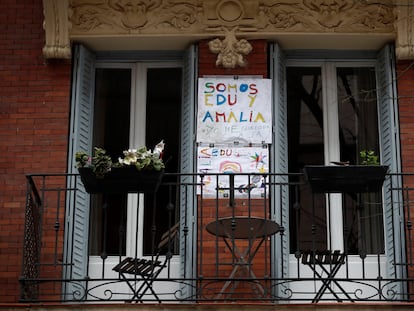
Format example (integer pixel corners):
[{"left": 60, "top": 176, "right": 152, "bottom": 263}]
[
  {"left": 287, "top": 67, "right": 327, "bottom": 252},
  {"left": 337, "top": 67, "right": 379, "bottom": 164},
  {"left": 337, "top": 67, "right": 384, "bottom": 254},
  {"left": 89, "top": 68, "right": 131, "bottom": 256},
  {"left": 143, "top": 67, "right": 182, "bottom": 255}
]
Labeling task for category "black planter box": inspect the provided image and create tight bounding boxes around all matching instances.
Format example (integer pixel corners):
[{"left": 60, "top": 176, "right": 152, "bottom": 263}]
[
  {"left": 78, "top": 167, "right": 164, "bottom": 194},
  {"left": 303, "top": 165, "right": 388, "bottom": 193}
]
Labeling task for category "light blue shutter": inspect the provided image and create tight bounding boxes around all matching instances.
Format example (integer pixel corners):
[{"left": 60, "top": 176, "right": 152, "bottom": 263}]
[
  {"left": 269, "top": 43, "right": 289, "bottom": 288},
  {"left": 179, "top": 44, "right": 197, "bottom": 299},
  {"left": 64, "top": 44, "right": 95, "bottom": 300},
  {"left": 376, "top": 44, "right": 406, "bottom": 297}
]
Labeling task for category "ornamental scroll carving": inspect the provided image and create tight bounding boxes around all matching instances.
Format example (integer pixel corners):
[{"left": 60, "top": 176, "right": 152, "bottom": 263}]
[
  {"left": 42, "top": 0, "right": 414, "bottom": 59},
  {"left": 260, "top": 0, "right": 394, "bottom": 32},
  {"left": 69, "top": 0, "right": 394, "bottom": 34},
  {"left": 208, "top": 28, "right": 252, "bottom": 69},
  {"left": 107, "top": 0, "right": 162, "bottom": 29},
  {"left": 70, "top": 0, "right": 202, "bottom": 33},
  {"left": 395, "top": 0, "right": 414, "bottom": 60},
  {"left": 42, "top": 0, "right": 71, "bottom": 59}
]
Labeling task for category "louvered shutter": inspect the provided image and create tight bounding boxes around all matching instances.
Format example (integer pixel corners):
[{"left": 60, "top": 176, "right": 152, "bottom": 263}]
[
  {"left": 376, "top": 44, "right": 406, "bottom": 294},
  {"left": 269, "top": 43, "right": 289, "bottom": 288},
  {"left": 179, "top": 44, "right": 198, "bottom": 299},
  {"left": 64, "top": 44, "right": 95, "bottom": 300}
]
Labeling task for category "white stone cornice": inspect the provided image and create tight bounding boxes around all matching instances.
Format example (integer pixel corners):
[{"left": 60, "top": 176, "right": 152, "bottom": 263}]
[
  {"left": 395, "top": 0, "right": 414, "bottom": 60},
  {"left": 42, "top": 0, "right": 71, "bottom": 59}
]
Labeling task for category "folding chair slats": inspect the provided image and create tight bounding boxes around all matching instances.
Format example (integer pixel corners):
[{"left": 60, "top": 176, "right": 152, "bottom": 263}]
[
  {"left": 113, "top": 257, "right": 163, "bottom": 276},
  {"left": 112, "top": 223, "right": 179, "bottom": 302},
  {"left": 158, "top": 222, "right": 180, "bottom": 249},
  {"left": 301, "top": 250, "right": 344, "bottom": 265},
  {"left": 301, "top": 249, "right": 352, "bottom": 302}
]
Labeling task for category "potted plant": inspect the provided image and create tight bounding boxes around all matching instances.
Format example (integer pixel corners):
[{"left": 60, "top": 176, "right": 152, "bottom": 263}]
[
  {"left": 76, "top": 141, "right": 165, "bottom": 194},
  {"left": 303, "top": 150, "right": 388, "bottom": 193}
]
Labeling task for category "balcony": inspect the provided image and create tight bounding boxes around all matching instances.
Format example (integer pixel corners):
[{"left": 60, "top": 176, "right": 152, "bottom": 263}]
[{"left": 20, "top": 170, "right": 414, "bottom": 304}]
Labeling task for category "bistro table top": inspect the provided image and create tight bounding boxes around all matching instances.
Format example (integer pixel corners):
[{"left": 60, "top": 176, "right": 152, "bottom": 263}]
[{"left": 206, "top": 216, "right": 280, "bottom": 240}]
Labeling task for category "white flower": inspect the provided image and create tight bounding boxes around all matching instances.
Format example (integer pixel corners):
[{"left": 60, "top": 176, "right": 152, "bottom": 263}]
[
  {"left": 153, "top": 140, "right": 165, "bottom": 158},
  {"left": 78, "top": 141, "right": 165, "bottom": 176}
]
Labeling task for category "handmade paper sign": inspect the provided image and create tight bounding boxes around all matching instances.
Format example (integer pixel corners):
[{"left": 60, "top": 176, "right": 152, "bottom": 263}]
[
  {"left": 197, "top": 146, "right": 269, "bottom": 198},
  {"left": 197, "top": 78, "right": 272, "bottom": 144}
]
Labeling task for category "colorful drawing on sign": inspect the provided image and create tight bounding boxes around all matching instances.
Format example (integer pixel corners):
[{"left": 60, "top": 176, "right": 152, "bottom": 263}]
[
  {"left": 197, "top": 146, "right": 269, "bottom": 198},
  {"left": 197, "top": 78, "right": 272, "bottom": 144}
]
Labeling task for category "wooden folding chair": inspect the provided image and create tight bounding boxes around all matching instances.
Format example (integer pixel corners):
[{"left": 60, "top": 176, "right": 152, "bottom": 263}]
[
  {"left": 302, "top": 250, "right": 354, "bottom": 303},
  {"left": 113, "top": 222, "right": 179, "bottom": 302}
]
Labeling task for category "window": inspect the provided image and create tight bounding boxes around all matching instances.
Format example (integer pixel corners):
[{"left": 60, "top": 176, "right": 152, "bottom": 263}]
[
  {"left": 66, "top": 45, "right": 197, "bottom": 296},
  {"left": 88, "top": 65, "right": 182, "bottom": 257},
  {"left": 89, "top": 68, "right": 131, "bottom": 256},
  {"left": 287, "top": 62, "right": 384, "bottom": 255}
]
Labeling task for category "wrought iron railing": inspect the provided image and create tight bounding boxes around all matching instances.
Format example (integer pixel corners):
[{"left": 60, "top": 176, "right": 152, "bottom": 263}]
[{"left": 20, "top": 171, "right": 414, "bottom": 303}]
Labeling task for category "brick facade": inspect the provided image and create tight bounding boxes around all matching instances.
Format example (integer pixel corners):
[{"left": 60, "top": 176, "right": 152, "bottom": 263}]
[
  {"left": 198, "top": 40, "right": 268, "bottom": 78},
  {"left": 398, "top": 60, "right": 414, "bottom": 173},
  {"left": 1, "top": 0, "right": 414, "bottom": 304},
  {"left": 0, "top": 0, "right": 71, "bottom": 302},
  {"left": 198, "top": 40, "right": 270, "bottom": 298},
  {"left": 396, "top": 60, "right": 414, "bottom": 294}
]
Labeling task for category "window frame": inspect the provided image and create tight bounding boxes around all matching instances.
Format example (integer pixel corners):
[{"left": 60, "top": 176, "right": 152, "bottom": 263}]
[
  {"left": 285, "top": 59, "right": 382, "bottom": 252},
  {"left": 271, "top": 45, "right": 404, "bottom": 288}
]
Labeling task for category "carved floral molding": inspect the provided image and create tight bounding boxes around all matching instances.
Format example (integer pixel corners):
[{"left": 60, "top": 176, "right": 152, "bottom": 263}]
[
  {"left": 395, "top": 0, "right": 414, "bottom": 60},
  {"left": 68, "top": 0, "right": 395, "bottom": 34},
  {"left": 42, "top": 0, "right": 71, "bottom": 59},
  {"left": 42, "top": 0, "right": 414, "bottom": 60},
  {"left": 208, "top": 28, "right": 252, "bottom": 69}
]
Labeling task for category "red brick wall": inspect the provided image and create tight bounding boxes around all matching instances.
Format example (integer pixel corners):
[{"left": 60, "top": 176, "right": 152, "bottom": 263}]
[
  {"left": 397, "top": 59, "right": 414, "bottom": 293},
  {"left": 0, "top": 3, "right": 413, "bottom": 300},
  {"left": 198, "top": 41, "right": 414, "bottom": 298},
  {"left": 0, "top": 0, "right": 71, "bottom": 302},
  {"left": 198, "top": 40, "right": 270, "bottom": 299},
  {"left": 198, "top": 40, "right": 268, "bottom": 77},
  {"left": 398, "top": 60, "right": 414, "bottom": 172}
]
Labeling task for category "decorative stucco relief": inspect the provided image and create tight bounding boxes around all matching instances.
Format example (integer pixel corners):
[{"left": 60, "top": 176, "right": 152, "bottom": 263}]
[
  {"left": 260, "top": 0, "right": 394, "bottom": 32},
  {"left": 395, "top": 0, "right": 414, "bottom": 59},
  {"left": 43, "top": 0, "right": 414, "bottom": 59},
  {"left": 70, "top": 0, "right": 203, "bottom": 34},
  {"left": 208, "top": 28, "right": 252, "bottom": 68},
  {"left": 69, "top": 0, "right": 394, "bottom": 35},
  {"left": 43, "top": 0, "right": 71, "bottom": 59}
]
